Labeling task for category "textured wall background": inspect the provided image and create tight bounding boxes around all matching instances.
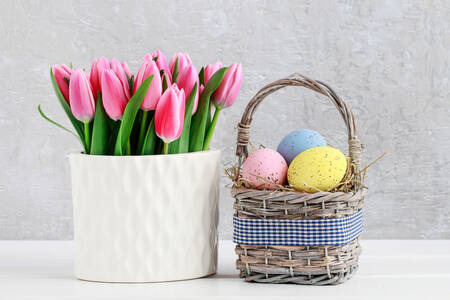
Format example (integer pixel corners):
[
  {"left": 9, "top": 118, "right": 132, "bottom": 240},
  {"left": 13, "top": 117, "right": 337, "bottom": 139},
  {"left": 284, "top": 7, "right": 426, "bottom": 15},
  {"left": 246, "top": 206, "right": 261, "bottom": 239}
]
[{"left": 0, "top": 0, "right": 449, "bottom": 239}]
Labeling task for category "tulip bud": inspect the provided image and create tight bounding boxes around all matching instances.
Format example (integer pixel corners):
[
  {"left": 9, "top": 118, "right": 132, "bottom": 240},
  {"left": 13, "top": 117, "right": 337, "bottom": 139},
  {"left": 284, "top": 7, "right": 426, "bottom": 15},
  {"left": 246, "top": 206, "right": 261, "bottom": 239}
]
[
  {"left": 90, "top": 56, "right": 110, "bottom": 98},
  {"left": 69, "top": 68, "right": 95, "bottom": 122},
  {"left": 121, "top": 61, "right": 132, "bottom": 78},
  {"left": 152, "top": 50, "right": 170, "bottom": 80},
  {"left": 155, "top": 84, "right": 185, "bottom": 143},
  {"left": 212, "top": 63, "right": 242, "bottom": 108},
  {"left": 134, "top": 59, "right": 162, "bottom": 110},
  {"left": 110, "top": 58, "right": 131, "bottom": 99},
  {"left": 204, "top": 62, "right": 222, "bottom": 86},
  {"left": 52, "top": 64, "right": 72, "bottom": 103},
  {"left": 177, "top": 64, "right": 199, "bottom": 114},
  {"left": 101, "top": 70, "right": 129, "bottom": 120},
  {"left": 144, "top": 53, "right": 153, "bottom": 61},
  {"left": 169, "top": 52, "right": 192, "bottom": 76}
]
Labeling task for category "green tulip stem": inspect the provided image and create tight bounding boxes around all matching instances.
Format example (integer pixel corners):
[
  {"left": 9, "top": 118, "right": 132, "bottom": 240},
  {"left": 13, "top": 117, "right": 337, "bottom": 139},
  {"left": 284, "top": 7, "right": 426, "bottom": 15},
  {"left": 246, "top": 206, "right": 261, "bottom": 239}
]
[
  {"left": 126, "top": 140, "right": 131, "bottom": 155},
  {"left": 162, "top": 142, "right": 169, "bottom": 154},
  {"left": 84, "top": 122, "right": 91, "bottom": 154},
  {"left": 203, "top": 105, "right": 222, "bottom": 151},
  {"left": 137, "top": 110, "right": 149, "bottom": 152}
]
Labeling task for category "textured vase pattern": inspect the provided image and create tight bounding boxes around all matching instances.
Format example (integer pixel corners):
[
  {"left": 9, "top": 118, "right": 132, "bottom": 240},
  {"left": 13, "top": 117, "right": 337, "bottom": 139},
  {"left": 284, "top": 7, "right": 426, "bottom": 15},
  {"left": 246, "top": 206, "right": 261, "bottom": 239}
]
[{"left": 69, "top": 151, "right": 220, "bottom": 282}]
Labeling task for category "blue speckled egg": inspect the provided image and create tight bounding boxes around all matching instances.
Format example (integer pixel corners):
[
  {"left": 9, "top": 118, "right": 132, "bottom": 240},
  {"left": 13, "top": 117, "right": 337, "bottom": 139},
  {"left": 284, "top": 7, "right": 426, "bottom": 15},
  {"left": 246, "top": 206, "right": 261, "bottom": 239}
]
[{"left": 277, "top": 129, "right": 327, "bottom": 165}]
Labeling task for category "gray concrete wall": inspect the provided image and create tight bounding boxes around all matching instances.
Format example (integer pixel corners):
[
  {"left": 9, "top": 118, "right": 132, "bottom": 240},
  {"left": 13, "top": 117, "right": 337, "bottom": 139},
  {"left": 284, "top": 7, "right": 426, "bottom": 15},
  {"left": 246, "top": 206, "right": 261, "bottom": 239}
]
[{"left": 1, "top": 0, "right": 449, "bottom": 239}]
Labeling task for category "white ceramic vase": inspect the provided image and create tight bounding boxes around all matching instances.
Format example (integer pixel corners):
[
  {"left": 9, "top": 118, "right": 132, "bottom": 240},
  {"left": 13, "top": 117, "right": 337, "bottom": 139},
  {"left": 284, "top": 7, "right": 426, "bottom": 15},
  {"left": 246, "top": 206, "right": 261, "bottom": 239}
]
[{"left": 69, "top": 150, "right": 220, "bottom": 283}]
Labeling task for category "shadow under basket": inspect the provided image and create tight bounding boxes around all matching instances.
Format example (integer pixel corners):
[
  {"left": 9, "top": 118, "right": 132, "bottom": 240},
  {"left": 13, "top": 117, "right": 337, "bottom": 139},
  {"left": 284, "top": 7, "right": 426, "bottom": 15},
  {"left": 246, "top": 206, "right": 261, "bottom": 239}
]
[{"left": 231, "top": 73, "right": 365, "bottom": 285}]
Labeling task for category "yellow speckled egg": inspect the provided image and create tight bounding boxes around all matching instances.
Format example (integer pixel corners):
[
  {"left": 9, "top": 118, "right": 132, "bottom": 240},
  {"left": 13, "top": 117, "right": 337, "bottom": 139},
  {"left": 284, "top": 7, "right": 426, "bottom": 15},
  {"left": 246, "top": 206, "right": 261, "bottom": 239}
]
[{"left": 287, "top": 146, "right": 347, "bottom": 193}]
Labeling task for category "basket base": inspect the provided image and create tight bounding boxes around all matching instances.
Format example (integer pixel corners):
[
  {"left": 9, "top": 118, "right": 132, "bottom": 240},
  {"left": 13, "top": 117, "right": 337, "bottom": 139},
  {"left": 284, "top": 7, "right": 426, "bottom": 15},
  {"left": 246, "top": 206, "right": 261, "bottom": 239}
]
[
  {"left": 235, "top": 239, "right": 361, "bottom": 285},
  {"left": 239, "top": 265, "right": 358, "bottom": 285}
]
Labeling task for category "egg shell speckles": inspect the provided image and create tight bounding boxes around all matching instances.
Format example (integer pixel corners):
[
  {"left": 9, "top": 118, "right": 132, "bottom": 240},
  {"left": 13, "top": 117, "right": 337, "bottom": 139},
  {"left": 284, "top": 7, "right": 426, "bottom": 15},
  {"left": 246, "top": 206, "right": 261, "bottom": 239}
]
[
  {"left": 287, "top": 146, "right": 347, "bottom": 193},
  {"left": 241, "top": 148, "right": 288, "bottom": 190},
  {"left": 277, "top": 129, "right": 327, "bottom": 165}
]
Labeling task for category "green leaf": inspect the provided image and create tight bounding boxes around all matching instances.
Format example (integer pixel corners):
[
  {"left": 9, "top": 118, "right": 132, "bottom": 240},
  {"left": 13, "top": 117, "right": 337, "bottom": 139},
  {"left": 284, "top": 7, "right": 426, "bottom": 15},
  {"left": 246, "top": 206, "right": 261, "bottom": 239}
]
[
  {"left": 106, "top": 119, "right": 120, "bottom": 155},
  {"left": 127, "top": 74, "right": 134, "bottom": 96},
  {"left": 171, "top": 57, "right": 179, "bottom": 83},
  {"left": 169, "top": 82, "right": 198, "bottom": 154},
  {"left": 199, "top": 67, "right": 205, "bottom": 86},
  {"left": 141, "top": 117, "right": 157, "bottom": 155},
  {"left": 130, "top": 109, "right": 144, "bottom": 155},
  {"left": 114, "top": 75, "right": 154, "bottom": 155},
  {"left": 50, "top": 68, "right": 86, "bottom": 151},
  {"left": 90, "top": 94, "right": 109, "bottom": 155},
  {"left": 38, "top": 104, "right": 79, "bottom": 139},
  {"left": 162, "top": 75, "right": 169, "bottom": 92},
  {"left": 206, "top": 102, "right": 212, "bottom": 132},
  {"left": 203, "top": 105, "right": 222, "bottom": 150},
  {"left": 189, "top": 67, "right": 227, "bottom": 152}
]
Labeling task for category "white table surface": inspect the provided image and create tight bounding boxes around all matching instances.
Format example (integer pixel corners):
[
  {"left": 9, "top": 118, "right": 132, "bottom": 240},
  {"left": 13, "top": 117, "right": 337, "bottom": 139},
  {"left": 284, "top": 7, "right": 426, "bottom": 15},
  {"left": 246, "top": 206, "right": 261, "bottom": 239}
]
[{"left": 1, "top": 240, "right": 449, "bottom": 300}]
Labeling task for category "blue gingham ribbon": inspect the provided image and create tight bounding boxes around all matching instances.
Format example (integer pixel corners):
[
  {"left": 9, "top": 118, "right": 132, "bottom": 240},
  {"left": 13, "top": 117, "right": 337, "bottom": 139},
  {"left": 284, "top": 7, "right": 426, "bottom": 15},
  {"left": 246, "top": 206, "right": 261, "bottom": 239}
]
[{"left": 233, "top": 210, "right": 363, "bottom": 246}]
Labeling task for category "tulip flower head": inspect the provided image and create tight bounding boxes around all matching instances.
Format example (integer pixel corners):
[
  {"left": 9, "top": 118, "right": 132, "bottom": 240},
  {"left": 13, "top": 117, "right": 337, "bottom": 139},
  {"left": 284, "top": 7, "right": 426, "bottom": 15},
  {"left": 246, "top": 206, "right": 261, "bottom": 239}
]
[
  {"left": 121, "top": 61, "right": 132, "bottom": 78},
  {"left": 204, "top": 62, "right": 222, "bottom": 86},
  {"left": 169, "top": 52, "right": 192, "bottom": 76},
  {"left": 110, "top": 58, "right": 131, "bottom": 99},
  {"left": 155, "top": 84, "right": 185, "bottom": 143},
  {"left": 134, "top": 59, "right": 163, "bottom": 111},
  {"left": 101, "top": 69, "right": 129, "bottom": 120},
  {"left": 212, "top": 63, "right": 242, "bottom": 108},
  {"left": 52, "top": 64, "right": 72, "bottom": 103},
  {"left": 177, "top": 64, "right": 199, "bottom": 114},
  {"left": 90, "top": 56, "right": 110, "bottom": 98},
  {"left": 152, "top": 50, "right": 170, "bottom": 80},
  {"left": 43, "top": 52, "right": 242, "bottom": 156},
  {"left": 69, "top": 68, "right": 95, "bottom": 122}
]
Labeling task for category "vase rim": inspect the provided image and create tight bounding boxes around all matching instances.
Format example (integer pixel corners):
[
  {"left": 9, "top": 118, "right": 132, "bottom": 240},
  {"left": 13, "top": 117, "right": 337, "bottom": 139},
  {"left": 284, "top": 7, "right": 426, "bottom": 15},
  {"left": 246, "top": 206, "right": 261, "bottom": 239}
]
[{"left": 69, "top": 149, "right": 221, "bottom": 159}]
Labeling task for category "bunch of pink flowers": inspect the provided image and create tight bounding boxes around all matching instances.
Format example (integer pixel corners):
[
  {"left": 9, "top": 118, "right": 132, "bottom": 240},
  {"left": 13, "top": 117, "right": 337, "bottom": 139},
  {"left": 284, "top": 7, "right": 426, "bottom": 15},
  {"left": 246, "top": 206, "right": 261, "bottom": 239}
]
[{"left": 40, "top": 51, "right": 242, "bottom": 155}]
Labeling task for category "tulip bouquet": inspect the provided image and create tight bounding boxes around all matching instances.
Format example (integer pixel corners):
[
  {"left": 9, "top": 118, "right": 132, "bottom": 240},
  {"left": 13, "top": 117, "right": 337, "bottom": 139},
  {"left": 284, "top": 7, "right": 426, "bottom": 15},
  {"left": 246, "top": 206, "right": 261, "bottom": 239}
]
[{"left": 40, "top": 52, "right": 242, "bottom": 155}]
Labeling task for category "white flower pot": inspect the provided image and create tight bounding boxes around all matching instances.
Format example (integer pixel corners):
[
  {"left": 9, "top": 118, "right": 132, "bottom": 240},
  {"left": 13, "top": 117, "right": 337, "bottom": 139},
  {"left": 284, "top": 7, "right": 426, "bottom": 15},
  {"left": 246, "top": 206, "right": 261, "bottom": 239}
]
[{"left": 69, "top": 150, "right": 220, "bottom": 283}]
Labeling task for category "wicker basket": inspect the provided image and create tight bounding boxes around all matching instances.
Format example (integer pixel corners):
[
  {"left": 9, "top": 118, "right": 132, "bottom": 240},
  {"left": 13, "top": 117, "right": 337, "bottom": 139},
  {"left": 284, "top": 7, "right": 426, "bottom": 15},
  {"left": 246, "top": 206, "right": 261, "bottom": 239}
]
[{"left": 232, "top": 73, "right": 365, "bottom": 285}]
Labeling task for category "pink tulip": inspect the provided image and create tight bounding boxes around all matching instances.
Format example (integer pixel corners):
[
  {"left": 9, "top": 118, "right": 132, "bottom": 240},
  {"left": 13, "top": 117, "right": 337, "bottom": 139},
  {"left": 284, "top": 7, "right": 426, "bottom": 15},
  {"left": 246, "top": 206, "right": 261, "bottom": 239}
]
[
  {"left": 169, "top": 52, "right": 192, "bottom": 76},
  {"left": 52, "top": 64, "right": 72, "bottom": 103},
  {"left": 90, "top": 56, "right": 110, "bottom": 98},
  {"left": 110, "top": 58, "right": 131, "bottom": 99},
  {"left": 204, "top": 62, "right": 222, "bottom": 85},
  {"left": 122, "top": 61, "right": 132, "bottom": 78},
  {"left": 134, "top": 59, "right": 162, "bottom": 110},
  {"left": 61, "top": 64, "right": 72, "bottom": 74},
  {"left": 69, "top": 68, "right": 95, "bottom": 122},
  {"left": 152, "top": 50, "right": 170, "bottom": 79},
  {"left": 144, "top": 53, "right": 153, "bottom": 61},
  {"left": 101, "top": 70, "right": 129, "bottom": 120},
  {"left": 155, "top": 84, "right": 185, "bottom": 143},
  {"left": 212, "top": 63, "right": 242, "bottom": 108},
  {"left": 177, "top": 64, "right": 199, "bottom": 114}
]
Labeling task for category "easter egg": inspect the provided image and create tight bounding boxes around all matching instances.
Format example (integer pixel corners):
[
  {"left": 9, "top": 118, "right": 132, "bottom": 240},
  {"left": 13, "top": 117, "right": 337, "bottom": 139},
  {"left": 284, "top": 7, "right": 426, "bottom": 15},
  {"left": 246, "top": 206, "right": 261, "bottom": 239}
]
[
  {"left": 287, "top": 146, "right": 347, "bottom": 193},
  {"left": 242, "top": 148, "right": 288, "bottom": 189},
  {"left": 277, "top": 129, "right": 327, "bottom": 165}
]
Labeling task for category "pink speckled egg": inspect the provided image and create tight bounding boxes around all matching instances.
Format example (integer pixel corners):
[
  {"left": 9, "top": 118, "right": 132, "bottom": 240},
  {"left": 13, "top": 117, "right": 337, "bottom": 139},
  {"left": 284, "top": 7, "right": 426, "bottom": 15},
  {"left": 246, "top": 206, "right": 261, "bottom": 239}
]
[{"left": 241, "top": 148, "right": 288, "bottom": 189}]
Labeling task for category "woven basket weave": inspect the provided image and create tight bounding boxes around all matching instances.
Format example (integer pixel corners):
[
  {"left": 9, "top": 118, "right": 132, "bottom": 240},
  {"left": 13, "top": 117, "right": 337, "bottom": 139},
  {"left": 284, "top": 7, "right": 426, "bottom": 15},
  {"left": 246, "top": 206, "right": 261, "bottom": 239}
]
[{"left": 232, "top": 73, "right": 365, "bottom": 285}]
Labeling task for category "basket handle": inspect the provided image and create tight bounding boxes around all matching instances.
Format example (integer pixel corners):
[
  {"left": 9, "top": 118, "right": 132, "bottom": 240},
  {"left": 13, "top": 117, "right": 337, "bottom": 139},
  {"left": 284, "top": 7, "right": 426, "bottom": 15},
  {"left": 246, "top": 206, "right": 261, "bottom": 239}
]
[{"left": 235, "top": 73, "right": 362, "bottom": 185}]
